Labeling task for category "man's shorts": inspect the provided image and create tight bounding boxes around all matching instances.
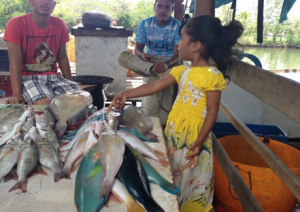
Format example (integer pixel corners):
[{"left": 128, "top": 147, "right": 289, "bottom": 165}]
[{"left": 22, "top": 75, "right": 81, "bottom": 104}]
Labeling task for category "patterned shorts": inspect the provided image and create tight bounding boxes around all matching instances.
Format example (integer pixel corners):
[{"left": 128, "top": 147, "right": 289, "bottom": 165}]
[{"left": 22, "top": 75, "right": 81, "bottom": 104}]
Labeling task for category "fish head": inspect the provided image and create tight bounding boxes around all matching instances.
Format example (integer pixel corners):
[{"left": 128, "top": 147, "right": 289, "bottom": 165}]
[{"left": 92, "top": 121, "right": 103, "bottom": 139}]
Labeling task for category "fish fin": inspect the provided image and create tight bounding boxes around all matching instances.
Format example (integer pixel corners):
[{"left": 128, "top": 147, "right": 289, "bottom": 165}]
[
  {"left": 145, "top": 131, "right": 158, "bottom": 139},
  {"left": 35, "top": 163, "right": 48, "bottom": 176},
  {"left": 4, "top": 168, "right": 18, "bottom": 182},
  {"left": 126, "top": 200, "right": 145, "bottom": 212},
  {"left": 158, "top": 157, "right": 170, "bottom": 167},
  {"left": 61, "top": 169, "right": 71, "bottom": 180},
  {"left": 9, "top": 180, "right": 28, "bottom": 193},
  {"left": 105, "top": 193, "right": 121, "bottom": 208},
  {"left": 54, "top": 171, "right": 66, "bottom": 182},
  {"left": 87, "top": 163, "right": 102, "bottom": 179},
  {"left": 71, "top": 158, "right": 82, "bottom": 173},
  {"left": 146, "top": 137, "right": 160, "bottom": 142},
  {"left": 55, "top": 121, "right": 67, "bottom": 138},
  {"left": 99, "top": 178, "right": 114, "bottom": 198},
  {"left": 67, "top": 125, "right": 78, "bottom": 130}
]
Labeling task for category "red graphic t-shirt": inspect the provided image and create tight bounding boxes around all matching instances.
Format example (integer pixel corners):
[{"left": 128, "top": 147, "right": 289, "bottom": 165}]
[{"left": 4, "top": 14, "right": 70, "bottom": 76}]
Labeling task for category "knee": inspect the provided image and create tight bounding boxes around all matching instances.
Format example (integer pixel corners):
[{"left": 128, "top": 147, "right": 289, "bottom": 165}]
[{"left": 117, "top": 51, "right": 133, "bottom": 64}]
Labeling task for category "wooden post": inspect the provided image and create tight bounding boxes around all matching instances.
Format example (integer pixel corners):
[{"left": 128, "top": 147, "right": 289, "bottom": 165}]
[
  {"left": 174, "top": 0, "right": 183, "bottom": 21},
  {"left": 193, "top": 0, "right": 215, "bottom": 16}
]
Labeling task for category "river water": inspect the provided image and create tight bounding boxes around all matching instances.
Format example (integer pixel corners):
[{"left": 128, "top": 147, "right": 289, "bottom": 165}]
[{"left": 243, "top": 47, "right": 300, "bottom": 70}]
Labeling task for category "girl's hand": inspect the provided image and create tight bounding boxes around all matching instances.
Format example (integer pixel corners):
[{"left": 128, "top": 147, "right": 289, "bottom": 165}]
[
  {"left": 184, "top": 140, "right": 203, "bottom": 169},
  {"left": 107, "top": 92, "right": 127, "bottom": 112}
]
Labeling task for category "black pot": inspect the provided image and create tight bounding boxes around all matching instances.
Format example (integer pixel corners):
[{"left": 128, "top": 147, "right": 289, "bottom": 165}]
[{"left": 73, "top": 75, "right": 114, "bottom": 84}]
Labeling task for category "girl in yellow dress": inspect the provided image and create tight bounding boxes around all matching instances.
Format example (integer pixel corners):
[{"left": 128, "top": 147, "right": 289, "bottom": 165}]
[{"left": 108, "top": 15, "right": 244, "bottom": 211}]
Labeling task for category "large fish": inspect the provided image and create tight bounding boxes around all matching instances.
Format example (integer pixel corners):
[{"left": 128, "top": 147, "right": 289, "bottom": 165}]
[
  {"left": 98, "top": 124, "right": 125, "bottom": 198},
  {"left": 48, "top": 90, "right": 93, "bottom": 138},
  {"left": 128, "top": 145, "right": 180, "bottom": 195},
  {"left": 74, "top": 144, "right": 108, "bottom": 212},
  {"left": 9, "top": 137, "right": 38, "bottom": 192},
  {"left": 29, "top": 127, "right": 64, "bottom": 182},
  {"left": 116, "top": 130, "right": 169, "bottom": 167},
  {"left": 111, "top": 179, "right": 145, "bottom": 212},
  {"left": 117, "top": 144, "right": 164, "bottom": 212},
  {"left": 117, "top": 125, "right": 159, "bottom": 143},
  {"left": 0, "top": 133, "right": 22, "bottom": 181},
  {"left": 119, "top": 105, "right": 153, "bottom": 135}
]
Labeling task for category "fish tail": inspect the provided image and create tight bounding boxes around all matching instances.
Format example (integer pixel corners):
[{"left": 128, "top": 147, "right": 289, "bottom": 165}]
[
  {"left": 35, "top": 164, "right": 48, "bottom": 176},
  {"left": 55, "top": 121, "right": 67, "bottom": 138},
  {"left": 159, "top": 181, "right": 181, "bottom": 195},
  {"left": 158, "top": 157, "right": 170, "bottom": 167},
  {"left": 54, "top": 171, "right": 66, "bottom": 182},
  {"left": 9, "top": 180, "right": 28, "bottom": 193},
  {"left": 99, "top": 178, "right": 114, "bottom": 198},
  {"left": 60, "top": 170, "right": 71, "bottom": 181}
]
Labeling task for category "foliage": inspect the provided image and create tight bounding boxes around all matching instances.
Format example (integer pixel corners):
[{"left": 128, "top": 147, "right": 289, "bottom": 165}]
[{"left": 1, "top": 0, "right": 299, "bottom": 47}]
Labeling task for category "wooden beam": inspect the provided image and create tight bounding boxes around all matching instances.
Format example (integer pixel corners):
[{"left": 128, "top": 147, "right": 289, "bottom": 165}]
[
  {"left": 220, "top": 100, "right": 300, "bottom": 201},
  {"left": 212, "top": 134, "right": 263, "bottom": 212},
  {"left": 194, "top": 0, "right": 215, "bottom": 16},
  {"left": 228, "top": 59, "right": 300, "bottom": 125},
  {"left": 174, "top": 0, "right": 183, "bottom": 21}
]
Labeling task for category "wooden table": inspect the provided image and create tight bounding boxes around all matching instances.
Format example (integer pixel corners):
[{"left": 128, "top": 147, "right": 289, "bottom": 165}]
[{"left": 0, "top": 117, "right": 180, "bottom": 212}]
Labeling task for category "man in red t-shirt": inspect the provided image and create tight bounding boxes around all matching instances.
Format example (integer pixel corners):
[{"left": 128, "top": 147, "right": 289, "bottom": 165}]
[{"left": 3, "top": 0, "right": 80, "bottom": 105}]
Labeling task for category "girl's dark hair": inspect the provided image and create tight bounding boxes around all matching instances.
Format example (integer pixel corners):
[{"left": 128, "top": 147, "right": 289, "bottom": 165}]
[{"left": 185, "top": 15, "right": 244, "bottom": 74}]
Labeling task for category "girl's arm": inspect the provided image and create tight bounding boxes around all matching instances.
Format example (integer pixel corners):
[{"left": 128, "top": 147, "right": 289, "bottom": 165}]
[
  {"left": 185, "top": 90, "right": 221, "bottom": 168},
  {"left": 107, "top": 75, "right": 176, "bottom": 111}
]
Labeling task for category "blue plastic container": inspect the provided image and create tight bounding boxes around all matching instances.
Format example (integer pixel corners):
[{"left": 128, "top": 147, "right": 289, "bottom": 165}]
[{"left": 212, "top": 122, "right": 288, "bottom": 143}]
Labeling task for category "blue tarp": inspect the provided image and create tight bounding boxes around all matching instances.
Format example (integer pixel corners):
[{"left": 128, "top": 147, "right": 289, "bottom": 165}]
[{"left": 279, "top": 0, "right": 297, "bottom": 23}]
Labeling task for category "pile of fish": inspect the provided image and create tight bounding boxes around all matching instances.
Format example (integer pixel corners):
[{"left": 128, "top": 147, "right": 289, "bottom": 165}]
[
  {"left": 74, "top": 108, "right": 181, "bottom": 212},
  {"left": 0, "top": 90, "right": 94, "bottom": 192},
  {"left": 0, "top": 91, "right": 181, "bottom": 211}
]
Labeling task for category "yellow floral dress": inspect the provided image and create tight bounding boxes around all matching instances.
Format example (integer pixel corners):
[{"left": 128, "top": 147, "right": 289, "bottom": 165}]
[{"left": 164, "top": 65, "right": 226, "bottom": 212}]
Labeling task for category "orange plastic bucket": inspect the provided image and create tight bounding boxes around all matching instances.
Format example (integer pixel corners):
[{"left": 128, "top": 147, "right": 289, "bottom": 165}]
[{"left": 214, "top": 135, "right": 300, "bottom": 212}]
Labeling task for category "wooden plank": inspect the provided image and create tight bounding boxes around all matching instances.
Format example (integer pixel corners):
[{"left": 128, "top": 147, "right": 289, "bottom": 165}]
[
  {"left": 228, "top": 59, "right": 300, "bottom": 125},
  {"left": 212, "top": 134, "right": 263, "bottom": 212},
  {"left": 220, "top": 100, "right": 300, "bottom": 201},
  {"left": 0, "top": 117, "right": 179, "bottom": 212},
  {"left": 194, "top": 0, "right": 215, "bottom": 16}
]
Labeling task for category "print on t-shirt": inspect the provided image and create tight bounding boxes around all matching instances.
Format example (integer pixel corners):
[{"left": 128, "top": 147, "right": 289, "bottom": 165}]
[{"left": 24, "top": 35, "right": 57, "bottom": 73}]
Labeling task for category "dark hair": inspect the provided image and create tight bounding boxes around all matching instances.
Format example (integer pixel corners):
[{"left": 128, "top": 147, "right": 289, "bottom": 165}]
[
  {"left": 155, "top": 0, "right": 174, "bottom": 5},
  {"left": 185, "top": 15, "right": 244, "bottom": 74}
]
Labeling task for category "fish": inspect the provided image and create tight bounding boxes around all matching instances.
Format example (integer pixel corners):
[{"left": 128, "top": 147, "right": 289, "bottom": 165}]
[
  {"left": 36, "top": 120, "right": 60, "bottom": 151},
  {"left": 0, "top": 133, "right": 22, "bottom": 181},
  {"left": 59, "top": 131, "right": 89, "bottom": 153},
  {"left": 98, "top": 124, "right": 125, "bottom": 198},
  {"left": 116, "top": 130, "right": 169, "bottom": 167},
  {"left": 0, "top": 108, "right": 31, "bottom": 146},
  {"left": 22, "top": 116, "right": 36, "bottom": 133},
  {"left": 35, "top": 110, "right": 56, "bottom": 129},
  {"left": 3, "top": 165, "right": 18, "bottom": 182},
  {"left": 74, "top": 144, "right": 108, "bottom": 212},
  {"left": 48, "top": 90, "right": 93, "bottom": 138},
  {"left": 84, "top": 121, "right": 103, "bottom": 153},
  {"left": 9, "top": 137, "right": 38, "bottom": 192},
  {"left": 111, "top": 178, "right": 145, "bottom": 212},
  {"left": 0, "top": 109, "right": 24, "bottom": 134},
  {"left": 117, "top": 144, "right": 164, "bottom": 212},
  {"left": 119, "top": 105, "right": 153, "bottom": 135},
  {"left": 61, "top": 131, "right": 89, "bottom": 178},
  {"left": 128, "top": 144, "right": 180, "bottom": 195},
  {"left": 28, "top": 126, "right": 64, "bottom": 182},
  {"left": 117, "top": 125, "right": 159, "bottom": 143}
]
